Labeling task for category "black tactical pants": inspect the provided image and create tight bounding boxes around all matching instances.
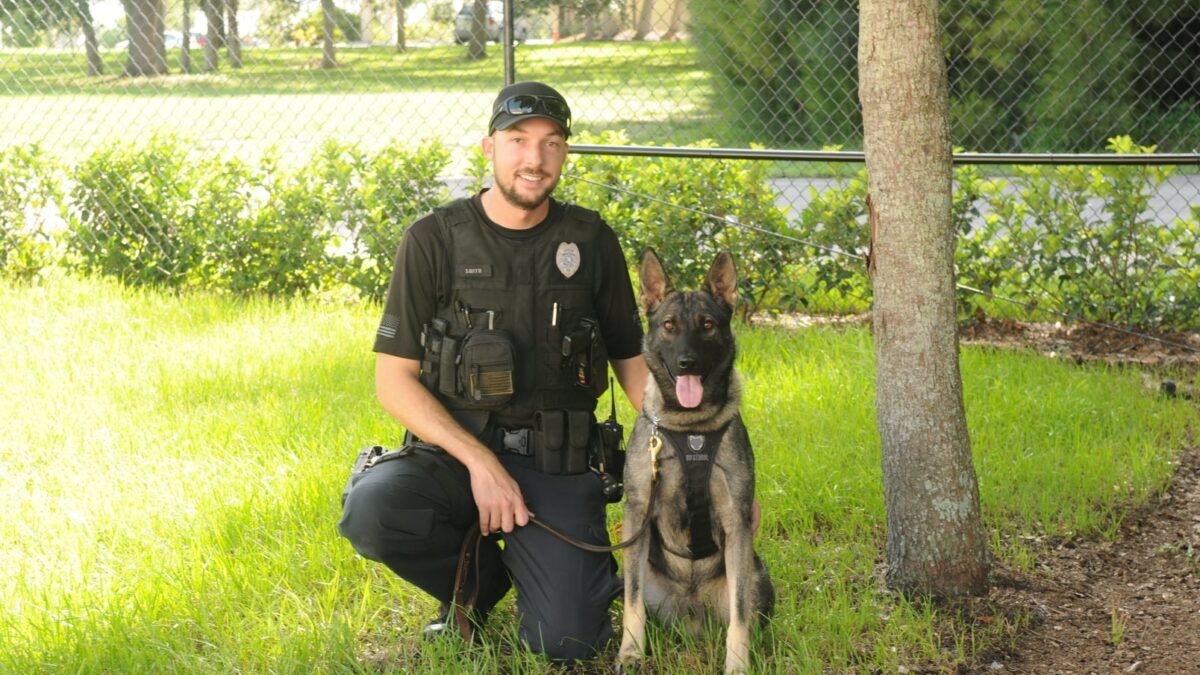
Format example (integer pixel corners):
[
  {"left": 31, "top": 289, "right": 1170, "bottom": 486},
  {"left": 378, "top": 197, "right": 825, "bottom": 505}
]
[{"left": 337, "top": 447, "right": 621, "bottom": 662}]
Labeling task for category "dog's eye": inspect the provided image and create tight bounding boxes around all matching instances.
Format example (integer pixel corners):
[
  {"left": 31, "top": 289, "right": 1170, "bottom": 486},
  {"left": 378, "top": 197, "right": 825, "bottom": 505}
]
[
  {"left": 662, "top": 319, "right": 675, "bottom": 331},
  {"left": 702, "top": 318, "right": 715, "bottom": 331}
]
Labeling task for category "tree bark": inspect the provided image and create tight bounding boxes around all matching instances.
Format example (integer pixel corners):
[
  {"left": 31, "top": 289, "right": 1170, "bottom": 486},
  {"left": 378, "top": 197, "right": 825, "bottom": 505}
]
[
  {"left": 76, "top": 0, "right": 104, "bottom": 76},
  {"left": 466, "top": 0, "right": 487, "bottom": 60},
  {"left": 320, "top": 0, "right": 337, "bottom": 69},
  {"left": 858, "top": 0, "right": 991, "bottom": 597},
  {"left": 634, "top": 0, "right": 655, "bottom": 40},
  {"left": 121, "top": 0, "right": 167, "bottom": 76},
  {"left": 202, "top": 0, "right": 220, "bottom": 71},
  {"left": 665, "top": 0, "right": 686, "bottom": 39},
  {"left": 226, "top": 0, "right": 242, "bottom": 68},
  {"left": 394, "top": 0, "right": 406, "bottom": 52}
]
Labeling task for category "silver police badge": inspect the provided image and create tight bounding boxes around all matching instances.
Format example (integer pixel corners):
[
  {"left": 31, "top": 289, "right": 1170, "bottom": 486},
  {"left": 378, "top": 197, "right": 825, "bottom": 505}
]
[{"left": 556, "top": 242, "right": 581, "bottom": 278}]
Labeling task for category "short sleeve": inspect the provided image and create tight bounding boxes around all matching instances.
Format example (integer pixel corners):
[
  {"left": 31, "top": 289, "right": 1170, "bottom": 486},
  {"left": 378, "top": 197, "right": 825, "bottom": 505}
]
[
  {"left": 373, "top": 215, "right": 444, "bottom": 359},
  {"left": 592, "top": 223, "right": 644, "bottom": 360}
]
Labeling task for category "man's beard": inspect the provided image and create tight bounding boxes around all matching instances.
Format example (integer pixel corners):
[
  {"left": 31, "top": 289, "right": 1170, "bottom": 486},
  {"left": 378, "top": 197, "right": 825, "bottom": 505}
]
[{"left": 495, "top": 171, "right": 559, "bottom": 211}]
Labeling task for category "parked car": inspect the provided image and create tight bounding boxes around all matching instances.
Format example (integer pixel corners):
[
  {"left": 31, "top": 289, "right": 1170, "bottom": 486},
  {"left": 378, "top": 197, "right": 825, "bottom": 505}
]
[{"left": 454, "top": 1, "right": 529, "bottom": 44}]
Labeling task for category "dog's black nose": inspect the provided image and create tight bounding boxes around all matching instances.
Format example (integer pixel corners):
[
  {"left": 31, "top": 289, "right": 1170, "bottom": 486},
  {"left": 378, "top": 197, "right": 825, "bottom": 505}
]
[{"left": 676, "top": 355, "right": 697, "bottom": 371}]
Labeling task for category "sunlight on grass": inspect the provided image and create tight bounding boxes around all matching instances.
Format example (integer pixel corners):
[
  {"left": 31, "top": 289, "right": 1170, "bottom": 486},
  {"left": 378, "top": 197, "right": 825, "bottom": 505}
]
[{"left": 1, "top": 275, "right": 1192, "bottom": 672}]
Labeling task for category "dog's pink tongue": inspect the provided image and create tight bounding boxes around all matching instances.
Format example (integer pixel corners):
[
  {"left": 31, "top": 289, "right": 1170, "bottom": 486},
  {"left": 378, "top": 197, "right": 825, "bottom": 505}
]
[{"left": 675, "top": 375, "right": 704, "bottom": 408}]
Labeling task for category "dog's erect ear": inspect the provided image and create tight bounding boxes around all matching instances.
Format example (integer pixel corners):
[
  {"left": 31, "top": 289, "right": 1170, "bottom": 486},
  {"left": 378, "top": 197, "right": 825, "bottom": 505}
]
[
  {"left": 639, "top": 248, "right": 672, "bottom": 312},
  {"left": 706, "top": 251, "right": 738, "bottom": 309}
]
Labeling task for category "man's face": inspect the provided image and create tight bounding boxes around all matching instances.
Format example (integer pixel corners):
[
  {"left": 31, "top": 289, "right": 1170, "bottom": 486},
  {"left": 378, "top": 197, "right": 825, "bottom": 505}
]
[{"left": 482, "top": 117, "right": 569, "bottom": 211}]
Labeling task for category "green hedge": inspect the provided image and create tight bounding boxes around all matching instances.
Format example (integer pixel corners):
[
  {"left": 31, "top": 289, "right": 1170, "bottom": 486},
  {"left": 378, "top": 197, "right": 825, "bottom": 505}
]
[
  {"left": 2, "top": 135, "right": 1197, "bottom": 331},
  {"left": 60, "top": 136, "right": 449, "bottom": 298}
]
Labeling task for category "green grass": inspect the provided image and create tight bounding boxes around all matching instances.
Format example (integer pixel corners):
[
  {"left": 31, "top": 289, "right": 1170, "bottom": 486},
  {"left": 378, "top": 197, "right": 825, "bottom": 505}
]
[
  {"left": 0, "top": 43, "right": 724, "bottom": 168},
  {"left": 1, "top": 274, "right": 1194, "bottom": 673}
]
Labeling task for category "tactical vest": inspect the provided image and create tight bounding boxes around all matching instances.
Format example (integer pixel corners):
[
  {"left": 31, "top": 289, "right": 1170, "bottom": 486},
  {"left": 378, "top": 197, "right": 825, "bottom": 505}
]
[{"left": 423, "top": 197, "right": 610, "bottom": 430}]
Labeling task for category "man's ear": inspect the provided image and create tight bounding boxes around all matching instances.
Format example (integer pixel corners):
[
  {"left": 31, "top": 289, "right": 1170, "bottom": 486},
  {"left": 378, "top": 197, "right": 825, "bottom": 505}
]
[
  {"left": 639, "top": 248, "right": 672, "bottom": 313},
  {"left": 705, "top": 251, "right": 737, "bottom": 310},
  {"left": 481, "top": 135, "right": 494, "bottom": 161}
]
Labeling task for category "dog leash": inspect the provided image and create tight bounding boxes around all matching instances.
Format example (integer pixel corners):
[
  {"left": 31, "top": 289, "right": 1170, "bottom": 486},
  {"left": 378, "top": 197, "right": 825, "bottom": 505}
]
[{"left": 449, "top": 423, "right": 665, "bottom": 640}]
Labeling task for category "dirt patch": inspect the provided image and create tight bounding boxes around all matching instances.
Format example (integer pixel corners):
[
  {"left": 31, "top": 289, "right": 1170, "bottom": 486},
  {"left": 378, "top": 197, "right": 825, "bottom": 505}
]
[
  {"left": 959, "top": 315, "right": 1200, "bottom": 375},
  {"left": 968, "top": 445, "right": 1200, "bottom": 674}
]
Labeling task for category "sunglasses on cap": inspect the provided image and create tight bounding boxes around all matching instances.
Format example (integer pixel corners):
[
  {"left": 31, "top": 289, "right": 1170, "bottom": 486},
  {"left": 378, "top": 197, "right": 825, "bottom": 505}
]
[{"left": 490, "top": 94, "right": 572, "bottom": 134}]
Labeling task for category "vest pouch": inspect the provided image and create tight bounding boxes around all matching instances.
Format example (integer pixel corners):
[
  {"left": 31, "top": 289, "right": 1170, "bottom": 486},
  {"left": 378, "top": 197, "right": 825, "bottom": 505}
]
[
  {"left": 563, "top": 410, "right": 592, "bottom": 474},
  {"left": 532, "top": 410, "right": 565, "bottom": 473},
  {"left": 458, "top": 329, "right": 516, "bottom": 409},
  {"left": 438, "top": 335, "right": 460, "bottom": 397}
]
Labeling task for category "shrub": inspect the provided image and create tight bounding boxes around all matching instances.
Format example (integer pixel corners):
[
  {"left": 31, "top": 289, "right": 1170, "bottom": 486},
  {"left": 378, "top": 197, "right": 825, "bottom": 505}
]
[
  {"left": 291, "top": 6, "right": 362, "bottom": 46},
  {"left": 348, "top": 140, "right": 450, "bottom": 300},
  {"left": 556, "top": 131, "right": 800, "bottom": 319},
  {"left": 986, "top": 137, "right": 1200, "bottom": 329},
  {"left": 67, "top": 136, "right": 203, "bottom": 288},
  {"left": 0, "top": 144, "right": 62, "bottom": 281}
]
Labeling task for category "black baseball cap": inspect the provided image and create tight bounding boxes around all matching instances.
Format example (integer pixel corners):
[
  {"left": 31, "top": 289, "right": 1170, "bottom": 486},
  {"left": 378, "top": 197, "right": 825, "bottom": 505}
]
[{"left": 488, "top": 81, "right": 572, "bottom": 138}]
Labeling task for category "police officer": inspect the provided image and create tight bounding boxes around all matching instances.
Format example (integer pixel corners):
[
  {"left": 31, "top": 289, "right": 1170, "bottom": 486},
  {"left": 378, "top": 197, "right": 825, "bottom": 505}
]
[{"left": 338, "top": 81, "right": 649, "bottom": 662}]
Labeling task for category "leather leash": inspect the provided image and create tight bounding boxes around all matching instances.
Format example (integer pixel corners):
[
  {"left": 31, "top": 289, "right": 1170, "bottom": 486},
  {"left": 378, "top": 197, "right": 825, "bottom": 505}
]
[{"left": 450, "top": 433, "right": 664, "bottom": 640}]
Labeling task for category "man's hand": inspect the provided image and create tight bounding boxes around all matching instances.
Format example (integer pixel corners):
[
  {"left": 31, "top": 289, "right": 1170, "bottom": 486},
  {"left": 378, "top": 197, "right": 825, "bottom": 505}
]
[{"left": 468, "top": 453, "right": 532, "bottom": 535}]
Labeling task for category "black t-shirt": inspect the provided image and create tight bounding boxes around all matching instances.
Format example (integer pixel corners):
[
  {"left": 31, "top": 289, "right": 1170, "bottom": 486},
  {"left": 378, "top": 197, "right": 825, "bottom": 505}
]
[{"left": 374, "top": 193, "right": 644, "bottom": 363}]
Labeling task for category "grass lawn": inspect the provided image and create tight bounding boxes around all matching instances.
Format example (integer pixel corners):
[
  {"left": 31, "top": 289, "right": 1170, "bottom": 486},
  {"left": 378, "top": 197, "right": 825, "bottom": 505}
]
[
  {"left": 0, "top": 43, "right": 724, "bottom": 168},
  {"left": 1, "top": 274, "right": 1193, "bottom": 673}
]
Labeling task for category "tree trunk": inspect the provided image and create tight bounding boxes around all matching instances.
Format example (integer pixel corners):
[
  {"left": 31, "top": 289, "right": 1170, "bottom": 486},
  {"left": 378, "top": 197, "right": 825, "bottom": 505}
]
[
  {"left": 394, "top": 0, "right": 406, "bottom": 52},
  {"left": 121, "top": 0, "right": 167, "bottom": 76},
  {"left": 202, "top": 0, "right": 220, "bottom": 71},
  {"left": 226, "top": 0, "right": 242, "bottom": 68},
  {"left": 76, "top": 0, "right": 104, "bottom": 76},
  {"left": 466, "top": 0, "right": 487, "bottom": 60},
  {"left": 858, "top": 0, "right": 990, "bottom": 597},
  {"left": 634, "top": 0, "right": 655, "bottom": 40},
  {"left": 208, "top": 0, "right": 227, "bottom": 48},
  {"left": 181, "top": 0, "right": 192, "bottom": 73},
  {"left": 320, "top": 0, "right": 337, "bottom": 69},
  {"left": 666, "top": 0, "right": 685, "bottom": 39}
]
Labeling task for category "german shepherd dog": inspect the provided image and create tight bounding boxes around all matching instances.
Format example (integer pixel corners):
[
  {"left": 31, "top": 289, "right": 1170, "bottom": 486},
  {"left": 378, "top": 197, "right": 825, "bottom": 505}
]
[{"left": 617, "top": 249, "right": 774, "bottom": 674}]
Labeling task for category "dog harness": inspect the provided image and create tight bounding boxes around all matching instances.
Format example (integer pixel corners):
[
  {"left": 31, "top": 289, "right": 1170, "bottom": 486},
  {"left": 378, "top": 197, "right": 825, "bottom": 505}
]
[{"left": 652, "top": 416, "right": 738, "bottom": 560}]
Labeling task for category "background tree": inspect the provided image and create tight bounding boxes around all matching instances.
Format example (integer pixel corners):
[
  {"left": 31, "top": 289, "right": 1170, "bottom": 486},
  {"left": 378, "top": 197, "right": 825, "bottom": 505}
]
[
  {"left": 858, "top": 0, "right": 990, "bottom": 596},
  {"left": 395, "top": 0, "right": 412, "bottom": 52},
  {"left": 226, "top": 0, "right": 241, "bottom": 68},
  {"left": 319, "top": 0, "right": 336, "bottom": 68},
  {"left": 121, "top": 0, "right": 168, "bottom": 76},
  {"left": 202, "top": 0, "right": 220, "bottom": 70},
  {"left": 465, "top": 0, "right": 485, "bottom": 60},
  {"left": 74, "top": 0, "right": 103, "bottom": 75}
]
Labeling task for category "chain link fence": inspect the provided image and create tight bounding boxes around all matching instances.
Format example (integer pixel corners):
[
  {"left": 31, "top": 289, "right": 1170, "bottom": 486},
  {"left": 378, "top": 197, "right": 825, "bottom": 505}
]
[{"left": 1, "top": 0, "right": 1198, "bottom": 327}]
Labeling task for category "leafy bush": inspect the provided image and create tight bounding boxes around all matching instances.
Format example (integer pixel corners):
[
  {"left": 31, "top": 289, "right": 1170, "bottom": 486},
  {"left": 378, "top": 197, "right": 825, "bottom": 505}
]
[
  {"left": 67, "top": 136, "right": 203, "bottom": 288},
  {"left": 978, "top": 137, "right": 1200, "bottom": 329},
  {"left": 64, "top": 137, "right": 447, "bottom": 298},
  {"left": 0, "top": 144, "right": 62, "bottom": 281},
  {"left": 556, "top": 131, "right": 800, "bottom": 318},
  {"left": 291, "top": 6, "right": 362, "bottom": 46}
]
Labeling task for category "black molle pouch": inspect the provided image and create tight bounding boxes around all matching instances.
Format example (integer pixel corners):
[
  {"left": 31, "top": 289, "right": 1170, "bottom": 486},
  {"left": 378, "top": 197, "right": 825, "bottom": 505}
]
[
  {"left": 564, "top": 410, "right": 591, "bottom": 475},
  {"left": 457, "top": 329, "right": 516, "bottom": 409},
  {"left": 438, "top": 335, "right": 460, "bottom": 397},
  {"left": 533, "top": 410, "right": 565, "bottom": 474}
]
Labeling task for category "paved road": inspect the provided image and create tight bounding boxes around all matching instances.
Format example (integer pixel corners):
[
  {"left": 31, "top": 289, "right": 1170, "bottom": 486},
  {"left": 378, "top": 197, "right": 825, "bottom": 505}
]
[{"left": 768, "top": 173, "right": 1200, "bottom": 227}]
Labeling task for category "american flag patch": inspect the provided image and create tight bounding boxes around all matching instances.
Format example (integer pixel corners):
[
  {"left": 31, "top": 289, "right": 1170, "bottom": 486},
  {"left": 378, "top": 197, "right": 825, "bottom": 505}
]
[{"left": 376, "top": 313, "right": 401, "bottom": 339}]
